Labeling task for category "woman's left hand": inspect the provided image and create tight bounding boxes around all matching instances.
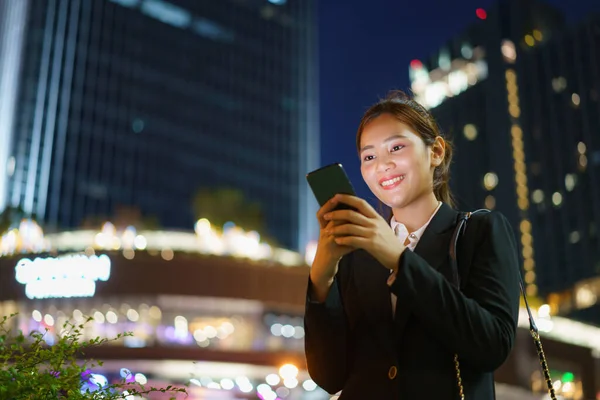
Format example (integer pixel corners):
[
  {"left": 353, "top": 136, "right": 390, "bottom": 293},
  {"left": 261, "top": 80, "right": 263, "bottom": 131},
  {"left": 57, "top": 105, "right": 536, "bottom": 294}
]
[{"left": 324, "top": 194, "right": 405, "bottom": 271}]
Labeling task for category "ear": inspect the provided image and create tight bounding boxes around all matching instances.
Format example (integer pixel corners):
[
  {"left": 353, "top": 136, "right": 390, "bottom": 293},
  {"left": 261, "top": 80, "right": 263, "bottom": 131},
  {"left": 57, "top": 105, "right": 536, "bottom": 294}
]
[{"left": 430, "top": 136, "right": 445, "bottom": 167}]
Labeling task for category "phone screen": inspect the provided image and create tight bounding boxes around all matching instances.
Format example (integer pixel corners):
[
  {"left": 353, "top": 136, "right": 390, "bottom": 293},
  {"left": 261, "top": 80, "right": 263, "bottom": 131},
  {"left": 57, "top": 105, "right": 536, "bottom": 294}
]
[{"left": 306, "top": 163, "right": 357, "bottom": 210}]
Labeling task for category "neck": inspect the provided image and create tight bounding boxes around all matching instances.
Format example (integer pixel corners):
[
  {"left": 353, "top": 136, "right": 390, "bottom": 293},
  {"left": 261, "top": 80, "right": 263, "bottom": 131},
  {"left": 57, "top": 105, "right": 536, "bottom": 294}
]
[{"left": 392, "top": 192, "right": 440, "bottom": 233}]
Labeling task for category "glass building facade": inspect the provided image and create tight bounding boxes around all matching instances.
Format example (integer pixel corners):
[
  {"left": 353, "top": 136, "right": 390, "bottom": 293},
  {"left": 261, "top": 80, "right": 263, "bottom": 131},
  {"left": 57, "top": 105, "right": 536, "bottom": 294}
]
[
  {"left": 0, "top": 0, "right": 319, "bottom": 251},
  {"left": 408, "top": 0, "right": 600, "bottom": 324}
]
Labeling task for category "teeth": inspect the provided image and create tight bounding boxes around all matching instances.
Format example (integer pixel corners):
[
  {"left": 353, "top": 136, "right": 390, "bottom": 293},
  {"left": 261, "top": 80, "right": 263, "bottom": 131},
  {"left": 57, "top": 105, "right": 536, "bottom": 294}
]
[{"left": 381, "top": 176, "right": 404, "bottom": 187}]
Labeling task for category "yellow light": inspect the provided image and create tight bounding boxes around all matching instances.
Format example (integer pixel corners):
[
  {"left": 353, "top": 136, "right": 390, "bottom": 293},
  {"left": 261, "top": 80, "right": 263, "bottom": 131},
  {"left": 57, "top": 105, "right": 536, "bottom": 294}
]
[
  {"left": 577, "top": 141, "right": 587, "bottom": 154},
  {"left": 578, "top": 154, "right": 588, "bottom": 170},
  {"left": 520, "top": 220, "right": 532, "bottom": 232},
  {"left": 517, "top": 185, "right": 528, "bottom": 198},
  {"left": 518, "top": 198, "right": 529, "bottom": 210},
  {"left": 538, "top": 304, "right": 551, "bottom": 317},
  {"left": 511, "top": 125, "right": 522, "bottom": 137},
  {"left": 279, "top": 364, "right": 299, "bottom": 380},
  {"left": 525, "top": 271, "right": 536, "bottom": 284},
  {"left": 483, "top": 172, "right": 499, "bottom": 190},
  {"left": 463, "top": 124, "right": 478, "bottom": 141},
  {"left": 506, "top": 83, "right": 517, "bottom": 94},
  {"left": 512, "top": 140, "right": 524, "bottom": 153},
  {"left": 484, "top": 195, "right": 496, "bottom": 210},
  {"left": 565, "top": 174, "right": 576, "bottom": 192},
  {"left": 161, "top": 248, "right": 174, "bottom": 261},
  {"left": 195, "top": 218, "right": 212, "bottom": 236},
  {"left": 509, "top": 104, "right": 521, "bottom": 117},
  {"left": 522, "top": 246, "right": 533, "bottom": 259},
  {"left": 572, "top": 93, "right": 580, "bottom": 106},
  {"left": 525, "top": 35, "right": 535, "bottom": 47},
  {"left": 527, "top": 284, "right": 538, "bottom": 297},
  {"left": 508, "top": 93, "right": 519, "bottom": 104},
  {"left": 533, "top": 30, "right": 543, "bottom": 41},
  {"left": 552, "top": 192, "right": 563, "bottom": 206},
  {"left": 532, "top": 189, "right": 544, "bottom": 204},
  {"left": 521, "top": 233, "right": 532, "bottom": 247},
  {"left": 515, "top": 172, "right": 527, "bottom": 186},
  {"left": 505, "top": 69, "right": 516, "bottom": 80},
  {"left": 524, "top": 258, "right": 535, "bottom": 271},
  {"left": 512, "top": 149, "right": 525, "bottom": 161}
]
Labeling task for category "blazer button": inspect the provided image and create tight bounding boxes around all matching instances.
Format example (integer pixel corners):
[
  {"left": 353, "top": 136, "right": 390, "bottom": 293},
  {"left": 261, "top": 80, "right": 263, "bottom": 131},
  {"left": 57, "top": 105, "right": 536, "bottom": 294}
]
[{"left": 388, "top": 366, "right": 397, "bottom": 380}]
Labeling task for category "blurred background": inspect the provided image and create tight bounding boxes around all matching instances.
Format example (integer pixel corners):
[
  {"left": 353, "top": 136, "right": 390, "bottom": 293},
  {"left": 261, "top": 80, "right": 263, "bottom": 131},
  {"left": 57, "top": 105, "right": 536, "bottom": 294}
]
[{"left": 0, "top": 0, "right": 599, "bottom": 398}]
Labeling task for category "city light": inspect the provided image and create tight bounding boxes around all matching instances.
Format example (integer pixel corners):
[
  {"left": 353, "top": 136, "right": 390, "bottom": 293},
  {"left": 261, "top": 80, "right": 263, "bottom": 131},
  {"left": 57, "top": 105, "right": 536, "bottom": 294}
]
[
  {"left": 0, "top": 218, "right": 306, "bottom": 267},
  {"left": 505, "top": 68, "right": 537, "bottom": 297},
  {"left": 476, "top": 8, "right": 487, "bottom": 20},
  {"left": 409, "top": 49, "right": 488, "bottom": 109},
  {"left": 410, "top": 59, "right": 423, "bottom": 69},
  {"left": 15, "top": 254, "right": 111, "bottom": 299}
]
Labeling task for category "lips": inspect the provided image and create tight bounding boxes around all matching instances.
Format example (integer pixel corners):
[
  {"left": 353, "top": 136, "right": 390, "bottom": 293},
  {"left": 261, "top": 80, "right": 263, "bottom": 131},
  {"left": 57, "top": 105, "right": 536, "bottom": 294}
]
[{"left": 379, "top": 175, "right": 405, "bottom": 190}]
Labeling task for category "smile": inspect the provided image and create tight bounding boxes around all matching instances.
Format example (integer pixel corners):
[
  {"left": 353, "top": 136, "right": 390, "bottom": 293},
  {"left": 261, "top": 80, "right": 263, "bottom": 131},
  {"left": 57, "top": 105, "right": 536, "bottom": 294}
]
[{"left": 379, "top": 175, "right": 404, "bottom": 189}]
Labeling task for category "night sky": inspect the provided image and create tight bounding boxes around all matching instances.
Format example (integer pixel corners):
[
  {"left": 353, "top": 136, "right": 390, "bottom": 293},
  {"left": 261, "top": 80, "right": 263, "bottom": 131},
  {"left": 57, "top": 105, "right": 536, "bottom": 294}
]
[{"left": 318, "top": 0, "right": 599, "bottom": 205}]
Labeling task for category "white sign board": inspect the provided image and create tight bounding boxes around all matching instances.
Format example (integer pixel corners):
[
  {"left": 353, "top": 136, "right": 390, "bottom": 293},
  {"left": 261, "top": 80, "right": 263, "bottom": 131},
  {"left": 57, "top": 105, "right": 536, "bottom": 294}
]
[{"left": 15, "top": 254, "right": 111, "bottom": 299}]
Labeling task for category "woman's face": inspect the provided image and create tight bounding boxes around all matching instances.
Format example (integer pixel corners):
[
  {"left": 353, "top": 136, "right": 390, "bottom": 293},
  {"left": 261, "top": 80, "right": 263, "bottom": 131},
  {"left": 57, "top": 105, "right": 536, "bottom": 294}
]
[{"left": 359, "top": 113, "right": 443, "bottom": 210}]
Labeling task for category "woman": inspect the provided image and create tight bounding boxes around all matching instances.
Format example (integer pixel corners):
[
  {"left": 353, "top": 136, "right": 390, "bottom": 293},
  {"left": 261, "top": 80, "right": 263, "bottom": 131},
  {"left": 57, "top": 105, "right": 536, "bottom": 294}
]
[{"left": 304, "top": 90, "right": 521, "bottom": 399}]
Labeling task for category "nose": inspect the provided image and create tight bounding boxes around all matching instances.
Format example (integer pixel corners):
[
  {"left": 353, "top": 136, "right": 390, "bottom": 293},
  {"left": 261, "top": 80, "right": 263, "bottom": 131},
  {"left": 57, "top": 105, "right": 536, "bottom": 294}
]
[{"left": 376, "top": 154, "right": 395, "bottom": 172}]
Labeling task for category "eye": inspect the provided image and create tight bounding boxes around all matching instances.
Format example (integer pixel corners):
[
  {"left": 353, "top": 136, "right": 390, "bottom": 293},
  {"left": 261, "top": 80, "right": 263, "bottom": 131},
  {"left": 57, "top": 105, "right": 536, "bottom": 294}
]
[
  {"left": 363, "top": 155, "right": 375, "bottom": 162},
  {"left": 391, "top": 144, "right": 405, "bottom": 152}
]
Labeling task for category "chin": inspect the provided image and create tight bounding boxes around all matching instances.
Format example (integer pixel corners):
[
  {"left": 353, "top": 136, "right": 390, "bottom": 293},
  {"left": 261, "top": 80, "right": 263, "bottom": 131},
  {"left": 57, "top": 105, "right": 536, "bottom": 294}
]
[{"left": 379, "top": 193, "right": 410, "bottom": 209}]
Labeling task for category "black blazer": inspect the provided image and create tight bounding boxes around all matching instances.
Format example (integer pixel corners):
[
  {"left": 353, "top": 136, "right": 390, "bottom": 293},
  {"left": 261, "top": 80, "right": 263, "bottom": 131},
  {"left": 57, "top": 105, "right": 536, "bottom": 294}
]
[{"left": 304, "top": 203, "right": 521, "bottom": 400}]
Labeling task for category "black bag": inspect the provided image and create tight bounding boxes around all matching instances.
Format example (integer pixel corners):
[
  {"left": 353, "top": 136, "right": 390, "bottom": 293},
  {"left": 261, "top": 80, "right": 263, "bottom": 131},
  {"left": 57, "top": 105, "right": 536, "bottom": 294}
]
[{"left": 449, "top": 210, "right": 556, "bottom": 400}]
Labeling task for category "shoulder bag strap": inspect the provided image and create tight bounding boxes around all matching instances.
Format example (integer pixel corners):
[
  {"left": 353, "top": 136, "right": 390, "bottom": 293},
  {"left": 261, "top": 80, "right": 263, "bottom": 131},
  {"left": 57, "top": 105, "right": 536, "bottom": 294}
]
[{"left": 449, "top": 210, "right": 557, "bottom": 400}]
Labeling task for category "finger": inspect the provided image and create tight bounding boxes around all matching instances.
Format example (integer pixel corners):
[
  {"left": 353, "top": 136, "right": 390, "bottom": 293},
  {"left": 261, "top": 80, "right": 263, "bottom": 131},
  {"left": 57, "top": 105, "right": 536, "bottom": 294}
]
[
  {"left": 332, "top": 194, "right": 379, "bottom": 218},
  {"left": 324, "top": 209, "right": 370, "bottom": 226},
  {"left": 333, "top": 235, "right": 368, "bottom": 248},
  {"left": 329, "top": 223, "right": 370, "bottom": 238},
  {"left": 325, "top": 220, "right": 345, "bottom": 230},
  {"left": 316, "top": 198, "right": 342, "bottom": 228}
]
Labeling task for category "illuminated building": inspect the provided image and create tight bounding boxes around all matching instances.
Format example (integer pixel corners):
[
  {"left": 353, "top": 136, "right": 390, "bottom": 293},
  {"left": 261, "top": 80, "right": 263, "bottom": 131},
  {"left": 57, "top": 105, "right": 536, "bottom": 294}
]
[
  {"left": 409, "top": 1, "right": 600, "bottom": 318},
  {"left": 0, "top": 219, "right": 326, "bottom": 399},
  {"left": 0, "top": 0, "right": 319, "bottom": 252},
  {"left": 407, "top": 0, "right": 600, "bottom": 397},
  {"left": 2, "top": 220, "right": 600, "bottom": 398}
]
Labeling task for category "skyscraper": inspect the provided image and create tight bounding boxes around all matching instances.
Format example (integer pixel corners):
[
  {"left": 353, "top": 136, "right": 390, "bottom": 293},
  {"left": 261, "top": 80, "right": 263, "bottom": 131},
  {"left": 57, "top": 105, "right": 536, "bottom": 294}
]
[
  {"left": 407, "top": 0, "right": 600, "bottom": 323},
  {"left": 0, "top": 0, "right": 319, "bottom": 251}
]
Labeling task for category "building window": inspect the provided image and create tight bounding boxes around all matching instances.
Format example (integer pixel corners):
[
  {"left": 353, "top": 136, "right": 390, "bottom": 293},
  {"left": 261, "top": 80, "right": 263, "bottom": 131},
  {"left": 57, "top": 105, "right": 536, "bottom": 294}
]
[
  {"left": 565, "top": 174, "right": 577, "bottom": 192},
  {"left": 569, "top": 231, "right": 581, "bottom": 244},
  {"left": 552, "top": 192, "right": 563, "bottom": 207},
  {"left": 483, "top": 172, "right": 498, "bottom": 191},
  {"left": 501, "top": 40, "right": 516, "bottom": 63},
  {"left": 532, "top": 189, "right": 544, "bottom": 204},
  {"left": 463, "top": 124, "right": 478, "bottom": 141},
  {"left": 552, "top": 77, "right": 567, "bottom": 93}
]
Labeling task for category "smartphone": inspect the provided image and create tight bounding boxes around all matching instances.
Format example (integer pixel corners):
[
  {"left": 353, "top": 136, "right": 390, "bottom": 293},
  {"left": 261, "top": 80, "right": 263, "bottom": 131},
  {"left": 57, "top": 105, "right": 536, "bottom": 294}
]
[{"left": 306, "top": 163, "right": 357, "bottom": 211}]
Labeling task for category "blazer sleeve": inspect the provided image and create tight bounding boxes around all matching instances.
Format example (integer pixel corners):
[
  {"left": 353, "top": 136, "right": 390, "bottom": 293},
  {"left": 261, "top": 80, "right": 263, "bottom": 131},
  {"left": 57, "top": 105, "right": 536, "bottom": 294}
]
[
  {"left": 303, "top": 255, "right": 352, "bottom": 394},
  {"left": 389, "top": 211, "right": 520, "bottom": 371}
]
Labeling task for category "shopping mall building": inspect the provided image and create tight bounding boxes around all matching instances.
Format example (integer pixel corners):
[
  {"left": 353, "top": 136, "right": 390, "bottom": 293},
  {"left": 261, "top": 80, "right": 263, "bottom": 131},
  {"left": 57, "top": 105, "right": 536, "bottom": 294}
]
[{"left": 0, "top": 219, "right": 598, "bottom": 399}]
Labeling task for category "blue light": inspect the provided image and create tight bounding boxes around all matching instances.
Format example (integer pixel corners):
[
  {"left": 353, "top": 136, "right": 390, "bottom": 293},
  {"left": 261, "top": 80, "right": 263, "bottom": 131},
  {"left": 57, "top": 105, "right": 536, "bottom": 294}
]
[{"left": 268, "top": 0, "right": 287, "bottom": 5}]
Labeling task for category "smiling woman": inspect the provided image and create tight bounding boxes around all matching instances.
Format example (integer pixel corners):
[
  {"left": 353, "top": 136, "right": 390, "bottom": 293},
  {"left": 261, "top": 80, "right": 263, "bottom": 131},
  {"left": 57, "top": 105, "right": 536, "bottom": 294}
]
[{"left": 304, "top": 90, "right": 522, "bottom": 400}]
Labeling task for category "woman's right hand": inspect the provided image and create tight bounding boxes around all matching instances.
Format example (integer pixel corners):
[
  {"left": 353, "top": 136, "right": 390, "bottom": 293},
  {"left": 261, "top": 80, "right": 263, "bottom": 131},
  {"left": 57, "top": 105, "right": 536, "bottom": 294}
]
[{"left": 309, "top": 198, "right": 354, "bottom": 301}]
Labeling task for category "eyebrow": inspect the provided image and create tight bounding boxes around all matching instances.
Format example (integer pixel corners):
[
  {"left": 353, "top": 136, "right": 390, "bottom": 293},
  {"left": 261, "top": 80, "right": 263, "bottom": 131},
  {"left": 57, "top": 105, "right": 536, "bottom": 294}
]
[{"left": 359, "top": 134, "right": 408, "bottom": 154}]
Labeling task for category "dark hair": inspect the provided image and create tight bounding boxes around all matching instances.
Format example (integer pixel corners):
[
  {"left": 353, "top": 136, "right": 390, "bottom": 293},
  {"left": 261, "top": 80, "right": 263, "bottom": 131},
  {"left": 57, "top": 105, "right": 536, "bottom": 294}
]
[{"left": 356, "top": 90, "right": 455, "bottom": 208}]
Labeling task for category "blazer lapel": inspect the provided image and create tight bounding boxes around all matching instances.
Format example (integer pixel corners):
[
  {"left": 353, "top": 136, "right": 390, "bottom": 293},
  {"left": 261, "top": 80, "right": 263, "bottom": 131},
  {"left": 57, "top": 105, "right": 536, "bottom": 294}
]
[{"left": 393, "top": 203, "right": 459, "bottom": 334}]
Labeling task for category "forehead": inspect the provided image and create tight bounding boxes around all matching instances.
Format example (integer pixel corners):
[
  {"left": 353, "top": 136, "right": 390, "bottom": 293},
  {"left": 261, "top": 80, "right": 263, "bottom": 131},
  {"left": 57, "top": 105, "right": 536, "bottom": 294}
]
[{"left": 360, "top": 114, "right": 420, "bottom": 145}]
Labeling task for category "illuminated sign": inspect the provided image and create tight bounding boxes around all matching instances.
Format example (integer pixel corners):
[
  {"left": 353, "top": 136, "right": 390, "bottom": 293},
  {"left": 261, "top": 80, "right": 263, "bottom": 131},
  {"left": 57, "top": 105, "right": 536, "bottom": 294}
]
[{"left": 15, "top": 254, "right": 111, "bottom": 299}]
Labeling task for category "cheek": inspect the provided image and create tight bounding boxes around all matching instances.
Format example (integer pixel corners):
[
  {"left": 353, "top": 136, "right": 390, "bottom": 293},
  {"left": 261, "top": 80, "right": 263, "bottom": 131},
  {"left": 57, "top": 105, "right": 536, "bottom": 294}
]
[{"left": 360, "top": 165, "right": 376, "bottom": 185}]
